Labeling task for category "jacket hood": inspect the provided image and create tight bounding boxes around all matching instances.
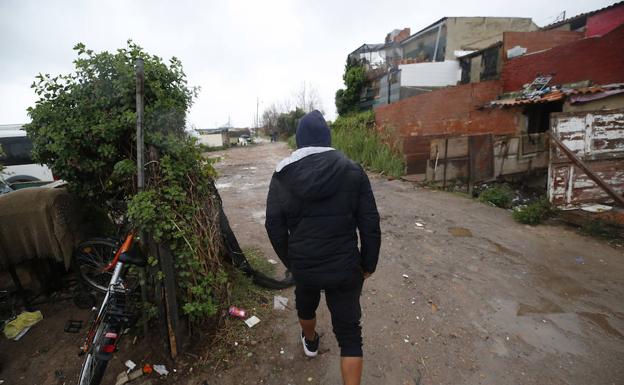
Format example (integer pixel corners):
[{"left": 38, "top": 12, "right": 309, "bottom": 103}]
[
  {"left": 275, "top": 148, "right": 350, "bottom": 201},
  {"left": 296, "top": 110, "right": 331, "bottom": 148}
]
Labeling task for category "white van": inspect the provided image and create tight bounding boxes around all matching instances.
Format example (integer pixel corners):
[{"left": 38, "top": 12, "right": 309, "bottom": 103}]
[{"left": 0, "top": 124, "right": 54, "bottom": 183}]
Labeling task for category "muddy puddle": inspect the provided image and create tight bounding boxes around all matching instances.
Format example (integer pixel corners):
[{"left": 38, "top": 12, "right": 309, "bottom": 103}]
[
  {"left": 448, "top": 227, "right": 473, "bottom": 237},
  {"left": 517, "top": 297, "right": 564, "bottom": 316},
  {"left": 578, "top": 312, "right": 624, "bottom": 339}
]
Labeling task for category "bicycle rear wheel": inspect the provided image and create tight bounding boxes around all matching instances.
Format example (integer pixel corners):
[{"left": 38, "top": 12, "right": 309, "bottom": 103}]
[{"left": 74, "top": 238, "right": 118, "bottom": 293}]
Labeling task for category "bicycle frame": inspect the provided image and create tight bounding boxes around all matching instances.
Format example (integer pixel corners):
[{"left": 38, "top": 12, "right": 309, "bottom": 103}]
[
  {"left": 101, "top": 231, "right": 136, "bottom": 273},
  {"left": 79, "top": 231, "right": 135, "bottom": 354}
]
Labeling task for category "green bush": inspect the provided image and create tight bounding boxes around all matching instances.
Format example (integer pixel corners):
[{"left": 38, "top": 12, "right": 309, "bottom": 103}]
[
  {"left": 479, "top": 185, "right": 514, "bottom": 208},
  {"left": 512, "top": 198, "right": 556, "bottom": 225},
  {"left": 331, "top": 111, "right": 404, "bottom": 178}
]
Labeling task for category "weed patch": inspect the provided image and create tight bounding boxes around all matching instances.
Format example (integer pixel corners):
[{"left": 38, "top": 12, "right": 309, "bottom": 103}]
[
  {"left": 512, "top": 198, "right": 556, "bottom": 225},
  {"left": 287, "top": 135, "right": 296, "bottom": 150},
  {"left": 479, "top": 185, "right": 514, "bottom": 208},
  {"left": 581, "top": 220, "right": 623, "bottom": 241},
  {"left": 331, "top": 111, "right": 405, "bottom": 178},
  {"left": 207, "top": 247, "right": 277, "bottom": 370}
]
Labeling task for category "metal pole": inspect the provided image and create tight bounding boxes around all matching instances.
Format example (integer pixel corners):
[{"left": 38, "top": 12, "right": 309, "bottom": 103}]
[
  {"left": 135, "top": 58, "right": 149, "bottom": 339},
  {"left": 136, "top": 58, "right": 145, "bottom": 191}
]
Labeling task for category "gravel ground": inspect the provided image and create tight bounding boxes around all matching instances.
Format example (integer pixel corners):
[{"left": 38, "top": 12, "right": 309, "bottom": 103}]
[{"left": 197, "top": 141, "right": 624, "bottom": 385}]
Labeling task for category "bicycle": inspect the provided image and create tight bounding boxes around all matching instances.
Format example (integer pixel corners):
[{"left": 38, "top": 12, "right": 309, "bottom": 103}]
[{"left": 77, "top": 231, "right": 145, "bottom": 385}]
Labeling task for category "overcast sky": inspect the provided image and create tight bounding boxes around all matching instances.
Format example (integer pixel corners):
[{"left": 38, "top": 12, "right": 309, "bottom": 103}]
[{"left": 0, "top": 0, "right": 616, "bottom": 128}]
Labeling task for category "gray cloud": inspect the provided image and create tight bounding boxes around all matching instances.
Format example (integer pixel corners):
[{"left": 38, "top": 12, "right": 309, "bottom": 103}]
[{"left": 0, "top": 0, "right": 615, "bottom": 127}]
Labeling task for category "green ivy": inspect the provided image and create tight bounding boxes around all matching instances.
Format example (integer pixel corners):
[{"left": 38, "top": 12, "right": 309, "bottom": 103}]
[{"left": 335, "top": 57, "right": 368, "bottom": 116}]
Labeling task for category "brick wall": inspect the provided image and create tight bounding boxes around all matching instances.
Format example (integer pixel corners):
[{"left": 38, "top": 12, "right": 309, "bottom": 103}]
[
  {"left": 502, "top": 25, "right": 624, "bottom": 92},
  {"left": 502, "top": 30, "right": 583, "bottom": 57},
  {"left": 586, "top": 4, "right": 624, "bottom": 37},
  {"left": 375, "top": 80, "right": 520, "bottom": 173},
  {"left": 376, "top": 80, "right": 518, "bottom": 138}
]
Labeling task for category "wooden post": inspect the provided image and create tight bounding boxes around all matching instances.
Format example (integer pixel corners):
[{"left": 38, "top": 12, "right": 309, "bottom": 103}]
[
  {"left": 158, "top": 244, "right": 180, "bottom": 359},
  {"left": 549, "top": 132, "right": 624, "bottom": 207},
  {"left": 442, "top": 139, "right": 449, "bottom": 189}
]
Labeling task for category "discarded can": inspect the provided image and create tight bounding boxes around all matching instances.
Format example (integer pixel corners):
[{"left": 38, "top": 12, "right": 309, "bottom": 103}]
[{"left": 228, "top": 306, "right": 246, "bottom": 319}]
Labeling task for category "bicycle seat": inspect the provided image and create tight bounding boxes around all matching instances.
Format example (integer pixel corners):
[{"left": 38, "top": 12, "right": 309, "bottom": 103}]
[{"left": 119, "top": 249, "right": 146, "bottom": 267}]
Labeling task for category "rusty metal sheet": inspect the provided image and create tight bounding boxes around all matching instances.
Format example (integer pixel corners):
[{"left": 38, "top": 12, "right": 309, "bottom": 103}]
[{"left": 469, "top": 134, "right": 494, "bottom": 182}]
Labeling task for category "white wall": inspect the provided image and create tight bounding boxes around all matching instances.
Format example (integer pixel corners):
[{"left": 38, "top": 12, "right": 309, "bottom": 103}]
[
  {"left": 198, "top": 133, "right": 224, "bottom": 147},
  {"left": 399, "top": 61, "right": 460, "bottom": 87}
]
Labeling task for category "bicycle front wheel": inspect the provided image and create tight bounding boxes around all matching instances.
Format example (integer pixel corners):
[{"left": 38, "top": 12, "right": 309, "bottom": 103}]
[{"left": 78, "top": 320, "right": 110, "bottom": 385}]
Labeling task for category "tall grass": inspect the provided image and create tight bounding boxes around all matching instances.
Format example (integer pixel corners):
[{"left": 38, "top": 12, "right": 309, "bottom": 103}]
[{"left": 331, "top": 111, "right": 405, "bottom": 178}]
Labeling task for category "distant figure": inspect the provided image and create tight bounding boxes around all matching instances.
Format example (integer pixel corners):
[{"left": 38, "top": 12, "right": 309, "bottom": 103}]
[
  {"left": 265, "top": 110, "right": 381, "bottom": 385},
  {"left": 270, "top": 131, "right": 278, "bottom": 142}
]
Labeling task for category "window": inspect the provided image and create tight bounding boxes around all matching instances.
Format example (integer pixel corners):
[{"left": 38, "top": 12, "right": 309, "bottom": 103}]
[
  {"left": 403, "top": 26, "right": 444, "bottom": 62},
  {"left": 0, "top": 136, "right": 34, "bottom": 166},
  {"left": 480, "top": 46, "right": 500, "bottom": 81}
]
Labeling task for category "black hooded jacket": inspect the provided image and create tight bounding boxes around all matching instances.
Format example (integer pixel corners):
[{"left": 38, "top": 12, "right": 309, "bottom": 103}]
[{"left": 265, "top": 149, "right": 381, "bottom": 287}]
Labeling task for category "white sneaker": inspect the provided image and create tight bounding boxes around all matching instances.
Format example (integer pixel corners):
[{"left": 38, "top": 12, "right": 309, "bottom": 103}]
[{"left": 301, "top": 331, "right": 319, "bottom": 357}]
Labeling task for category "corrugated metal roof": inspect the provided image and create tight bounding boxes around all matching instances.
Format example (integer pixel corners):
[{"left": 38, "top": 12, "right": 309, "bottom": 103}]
[
  {"left": 488, "top": 84, "right": 624, "bottom": 107},
  {"left": 541, "top": 1, "right": 624, "bottom": 30}
]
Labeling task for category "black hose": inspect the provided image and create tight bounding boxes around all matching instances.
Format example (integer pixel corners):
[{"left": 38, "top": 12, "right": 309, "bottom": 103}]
[{"left": 219, "top": 205, "right": 295, "bottom": 290}]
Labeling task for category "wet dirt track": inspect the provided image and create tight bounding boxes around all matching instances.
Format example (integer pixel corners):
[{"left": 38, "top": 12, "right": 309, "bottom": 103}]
[{"left": 204, "top": 141, "right": 624, "bottom": 385}]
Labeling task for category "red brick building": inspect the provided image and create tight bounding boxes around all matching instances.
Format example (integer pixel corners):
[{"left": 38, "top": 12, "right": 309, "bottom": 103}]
[{"left": 375, "top": 3, "right": 624, "bottom": 180}]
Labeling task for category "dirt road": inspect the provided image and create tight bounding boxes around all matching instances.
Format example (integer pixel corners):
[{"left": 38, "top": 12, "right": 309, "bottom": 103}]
[{"left": 206, "top": 141, "right": 624, "bottom": 385}]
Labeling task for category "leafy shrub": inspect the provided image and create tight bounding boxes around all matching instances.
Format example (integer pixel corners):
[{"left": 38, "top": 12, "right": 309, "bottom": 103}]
[
  {"left": 479, "top": 185, "right": 514, "bottom": 208},
  {"left": 25, "top": 41, "right": 228, "bottom": 322},
  {"left": 512, "top": 198, "right": 556, "bottom": 225},
  {"left": 331, "top": 111, "right": 404, "bottom": 178}
]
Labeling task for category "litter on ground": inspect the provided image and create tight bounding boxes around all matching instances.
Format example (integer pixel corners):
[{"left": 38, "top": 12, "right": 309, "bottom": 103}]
[
  {"left": 125, "top": 360, "right": 136, "bottom": 372},
  {"left": 274, "top": 295, "right": 288, "bottom": 310},
  {"left": 245, "top": 315, "right": 261, "bottom": 328},
  {"left": 4, "top": 310, "right": 43, "bottom": 340},
  {"left": 153, "top": 364, "right": 169, "bottom": 376}
]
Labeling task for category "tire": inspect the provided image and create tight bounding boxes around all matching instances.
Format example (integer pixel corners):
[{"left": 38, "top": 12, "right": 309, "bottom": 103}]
[
  {"left": 78, "top": 321, "right": 110, "bottom": 385},
  {"left": 74, "top": 238, "right": 141, "bottom": 294},
  {"left": 73, "top": 238, "right": 118, "bottom": 293}
]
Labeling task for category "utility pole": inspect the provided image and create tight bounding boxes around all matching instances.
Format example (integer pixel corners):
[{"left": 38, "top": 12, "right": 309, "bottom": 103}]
[{"left": 256, "top": 97, "right": 260, "bottom": 136}]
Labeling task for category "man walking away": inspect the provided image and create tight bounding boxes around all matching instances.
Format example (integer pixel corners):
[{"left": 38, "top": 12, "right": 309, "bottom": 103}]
[{"left": 265, "top": 110, "right": 381, "bottom": 385}]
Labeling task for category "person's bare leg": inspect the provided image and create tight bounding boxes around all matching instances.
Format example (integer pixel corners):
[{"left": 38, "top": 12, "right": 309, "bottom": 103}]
[
  {"left": 341, "top": 357, "right": 363, "bottom": 385},
  {"left": 299, "top": 317, "right": 316, "bottom": 341}
]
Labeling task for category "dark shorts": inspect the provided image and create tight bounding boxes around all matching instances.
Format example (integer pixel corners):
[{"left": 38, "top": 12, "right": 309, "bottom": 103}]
[{"left": 295, "top": 271, "right": 364, "bottom": 357}]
